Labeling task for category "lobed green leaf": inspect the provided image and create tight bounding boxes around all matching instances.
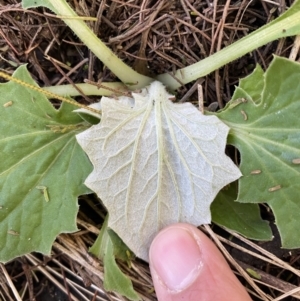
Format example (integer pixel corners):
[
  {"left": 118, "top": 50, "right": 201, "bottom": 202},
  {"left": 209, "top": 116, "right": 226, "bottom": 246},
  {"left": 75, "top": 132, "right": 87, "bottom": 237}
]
[
  {"left": 217, "top": 56, "right": 300, "bottom": 248},
  {"left": 0, "top": 66, "right": 92, "bottom": 262}
]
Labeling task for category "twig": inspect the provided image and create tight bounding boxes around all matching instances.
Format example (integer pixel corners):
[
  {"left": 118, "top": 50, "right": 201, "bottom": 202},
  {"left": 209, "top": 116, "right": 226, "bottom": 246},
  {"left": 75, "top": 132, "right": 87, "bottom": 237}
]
[
  {"left": 25, "top": 254, "right": 82, "bottom": 301},
  {"left": 0, "top": 264, "right": 22, "bottom": 301},
  {"left": 203, "top": 225, "right": 272, "bottom": 301},
  {"left": 289, "top": 35, "right": 300, "bottom": 61},
  {"left": 237, "top": 260, "right": 300, "bottom": 299}
]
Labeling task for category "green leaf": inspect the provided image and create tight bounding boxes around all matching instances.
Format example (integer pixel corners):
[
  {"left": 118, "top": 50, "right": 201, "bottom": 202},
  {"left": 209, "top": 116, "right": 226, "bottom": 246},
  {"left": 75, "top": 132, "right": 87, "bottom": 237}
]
[
  {"left": 212, "top": 183, "right": 272, "bottom": 240},
  {"left": 90, "top": 216, "right": 140, "bottom": 301},
  {"left": 217, "top": 64, "right": 265, "bottom": 114},
  {"left": 22, "top": 0, "right": 55, "bottom": 10},
  {"left": 0, "top": 66, "right": 92, "bottom": 263},
  {"left": 217, "top": 56, "right": 300, "bottom": 249},
  {"left": 237, "top": 64, "right": 264, "bottom": 104}
]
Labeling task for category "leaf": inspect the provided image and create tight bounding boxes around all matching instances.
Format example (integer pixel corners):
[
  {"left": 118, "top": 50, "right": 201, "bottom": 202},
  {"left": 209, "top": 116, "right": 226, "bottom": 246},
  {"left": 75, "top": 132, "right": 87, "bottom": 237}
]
[
  {"left": 77, "top": 81, "right": 241, "bottom": 261},
  {"left": 22, "top": 0, "right": 58, "bottom": 10},
  {"left": 212, "top": 183, "right": 272, "bottom": 240},
  {"left": 217, "top": 65, "right": 265, "bottom": 115},
  {"left": 217, "top": 56, "right": 300, "bottom": 249},
  {"left": 23, "top": 0, "right": 55, "bottom": 10},
  {"left": 0, "top": 66, "right": 92, "bottom": 263},
  {"left": 90, "top": 216, "right": 140, "bottom": 301},
  {"left": 234, "top": 64, "right": 264, "bottom": 105}
]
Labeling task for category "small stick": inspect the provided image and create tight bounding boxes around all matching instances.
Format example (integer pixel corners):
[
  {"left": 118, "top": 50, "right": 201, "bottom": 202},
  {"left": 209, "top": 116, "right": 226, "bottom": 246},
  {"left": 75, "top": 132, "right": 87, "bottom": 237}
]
[
  {"left": 289, "top": 35, "right": 300, "bottom": 61},
  {"left": 250, "top": 169, "right": 261, "bottom": 175},
  {"left": 0, "top": 264, "right": 23, "bottom": 301},
  {"left": 198, "top": 84, "right": 204, "bottom": 114},
  {"left": 84, "top": 79, "right": 131, "bottom": 96},
  {"left": 3, "top": 101, "right": 13, "bottom": 107},
  {"left": 7, "top": 230, "right": 19, "bottom": 236},
  {"left": 36, "top": 186, "right": 50, "bottom": 202},
  {"left": 240, "top": 110, "right": 248, "bottom": 121},
  {"left": 292, "top": 158, "right": 300, "bottom": 164},
  {"left": 268, "top": 185, "right": 281, "bottom": 192}
]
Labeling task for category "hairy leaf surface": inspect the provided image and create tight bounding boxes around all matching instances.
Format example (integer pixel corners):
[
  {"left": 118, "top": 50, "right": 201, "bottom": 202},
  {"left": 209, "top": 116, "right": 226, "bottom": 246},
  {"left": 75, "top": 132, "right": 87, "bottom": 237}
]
[
  {"left": 77, "top": 81, "right": 241, "bottom": 261},
  {"left": 217, "top": 56, "right": 300, "bottom": 248},
  {"left": 0, "top": 66, "right": 91, "bottom": 262}
]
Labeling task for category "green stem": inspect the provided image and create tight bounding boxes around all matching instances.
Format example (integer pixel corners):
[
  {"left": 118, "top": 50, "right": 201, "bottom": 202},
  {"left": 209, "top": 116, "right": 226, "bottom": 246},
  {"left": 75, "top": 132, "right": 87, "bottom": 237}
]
[
  {"left": 157, "top": 2, "right": 300, "bottom": 89},
  {"left": 38, "top": 0, "right": 152, "bottom": 89},
  {"left": 24, "top": 0, "right": 300, "bottom": 92},
  {"left": 43, "top": 82, "right": 127, "bottom": 97}
]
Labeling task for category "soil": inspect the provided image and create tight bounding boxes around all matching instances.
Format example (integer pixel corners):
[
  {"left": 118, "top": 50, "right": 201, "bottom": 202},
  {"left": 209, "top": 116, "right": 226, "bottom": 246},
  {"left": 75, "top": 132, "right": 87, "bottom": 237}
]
[{"left": 0, "top": 0, "right": 300, "bottom": 300}]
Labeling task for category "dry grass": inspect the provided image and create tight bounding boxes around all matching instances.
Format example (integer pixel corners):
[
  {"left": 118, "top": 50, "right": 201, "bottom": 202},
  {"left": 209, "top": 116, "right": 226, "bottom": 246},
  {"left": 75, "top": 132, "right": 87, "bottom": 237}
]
[{"left": 0, "top": 0, "right": 300, "bottom": 300}]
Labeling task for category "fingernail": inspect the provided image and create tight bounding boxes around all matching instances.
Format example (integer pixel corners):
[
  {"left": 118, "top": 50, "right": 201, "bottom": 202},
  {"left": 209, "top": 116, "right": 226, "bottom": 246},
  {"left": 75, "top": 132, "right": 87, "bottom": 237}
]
[{"left": 149, "top": 226, "right": 203, "bottom": 292}]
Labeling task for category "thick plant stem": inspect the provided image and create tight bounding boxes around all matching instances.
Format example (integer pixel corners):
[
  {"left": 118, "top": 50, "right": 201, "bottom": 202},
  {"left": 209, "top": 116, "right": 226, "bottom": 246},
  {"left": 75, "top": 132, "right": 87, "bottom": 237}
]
[
  {"left": 45, "top": 0, "right": 152, "bottom": 89},
  {"left": 24, "top": 0, "right": 300, "bottom": 91},
  {"left": 157, "top": 4, "right": 300, "bottom": 90},
  {"left": 43, "top": 82, "right": 127, "bottom": 97}
]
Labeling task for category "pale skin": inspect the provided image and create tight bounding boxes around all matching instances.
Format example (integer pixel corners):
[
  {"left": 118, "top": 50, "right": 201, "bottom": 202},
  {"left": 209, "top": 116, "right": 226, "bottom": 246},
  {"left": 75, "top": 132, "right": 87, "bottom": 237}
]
[{"left": 149, "top": 223, "right": 252, "bottom": 301}]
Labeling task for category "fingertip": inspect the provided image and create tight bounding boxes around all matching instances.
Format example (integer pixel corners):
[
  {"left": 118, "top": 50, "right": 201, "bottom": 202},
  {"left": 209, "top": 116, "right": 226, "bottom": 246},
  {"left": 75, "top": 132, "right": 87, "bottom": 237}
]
[
  {"left": 149, "top": 223, "right": 252, "bottom": 301},
  {"left": 149, "top": 224, "right": 203, "bottom": 292}
]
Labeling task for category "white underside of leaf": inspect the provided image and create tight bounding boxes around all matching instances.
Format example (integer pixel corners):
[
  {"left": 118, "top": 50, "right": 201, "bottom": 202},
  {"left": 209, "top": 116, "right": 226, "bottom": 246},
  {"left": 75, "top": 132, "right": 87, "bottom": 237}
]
[{"left": 76, "top": 81, "right": 241, "bottom": 261}]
